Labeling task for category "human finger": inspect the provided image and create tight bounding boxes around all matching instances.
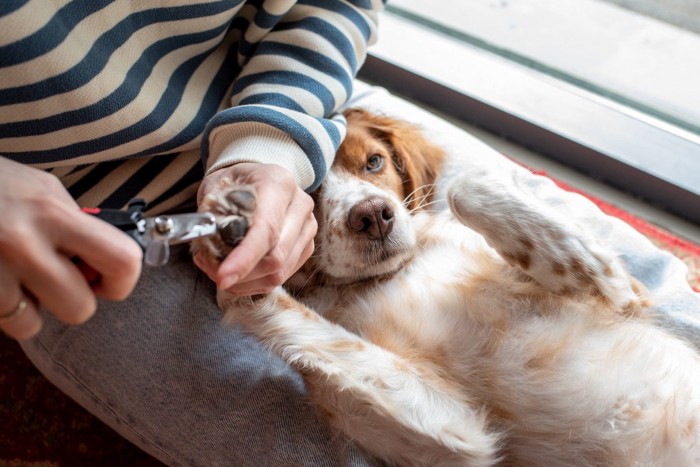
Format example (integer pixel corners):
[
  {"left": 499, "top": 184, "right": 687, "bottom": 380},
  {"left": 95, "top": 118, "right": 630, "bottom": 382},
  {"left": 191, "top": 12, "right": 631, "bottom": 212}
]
[
  {"left": 192, "top": 250, "right": 217, "bottom": 282},
  {"left": 58, "top": 208, "right": 143, "bottom": 301},
  {"left": 224, "top": 195, "right": 316, "bottom": 285},
  {"left": 223, "top": 214, "right": 316, "bottom": 295},
  {"left": 0, "top": 267, "right": 42, "bottom": 340},
  {"left": 15, "top": 240, "right": 99, "bottom": 325},
  {"left": 214, "top": 190, "right": 289, "bottom": 289},
  {"left": 0, "top": 294, "right": 42, "bottom": 341},
  {"left": 225, "top": 236, "right": 315, "bottom": 296}
]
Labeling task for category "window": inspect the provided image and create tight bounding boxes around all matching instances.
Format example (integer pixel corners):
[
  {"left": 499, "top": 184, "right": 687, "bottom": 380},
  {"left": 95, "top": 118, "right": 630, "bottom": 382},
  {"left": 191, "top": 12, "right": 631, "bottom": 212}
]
[{"left": 360, "top": 0, "right": 700, "bottom": 224}]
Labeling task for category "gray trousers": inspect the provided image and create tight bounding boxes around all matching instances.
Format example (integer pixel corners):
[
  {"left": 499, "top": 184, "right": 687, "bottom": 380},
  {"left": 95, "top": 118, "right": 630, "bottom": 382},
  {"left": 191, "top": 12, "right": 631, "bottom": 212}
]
[{"left": 21, "top": 245, "right": 370, "bottom": 466}]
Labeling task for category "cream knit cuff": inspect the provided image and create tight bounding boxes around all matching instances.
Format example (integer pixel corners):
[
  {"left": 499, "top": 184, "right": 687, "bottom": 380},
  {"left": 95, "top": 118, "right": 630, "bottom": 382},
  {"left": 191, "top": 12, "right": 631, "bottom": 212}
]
[{"left": 205, "top": 121, "right": 316, "bottom": 190}]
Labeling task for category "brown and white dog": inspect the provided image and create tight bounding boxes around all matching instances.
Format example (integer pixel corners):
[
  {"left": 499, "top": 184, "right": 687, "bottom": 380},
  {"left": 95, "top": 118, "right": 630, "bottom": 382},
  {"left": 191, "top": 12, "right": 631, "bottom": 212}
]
[{"left": 195, "top": 109, "right": 700, "bottom": 466}]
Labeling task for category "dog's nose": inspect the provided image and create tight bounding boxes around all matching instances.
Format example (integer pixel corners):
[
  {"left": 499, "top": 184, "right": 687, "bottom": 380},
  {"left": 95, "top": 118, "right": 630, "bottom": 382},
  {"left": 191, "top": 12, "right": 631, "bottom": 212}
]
[{"left": 347, "top": 197, "right": 394, "bottom": 240}]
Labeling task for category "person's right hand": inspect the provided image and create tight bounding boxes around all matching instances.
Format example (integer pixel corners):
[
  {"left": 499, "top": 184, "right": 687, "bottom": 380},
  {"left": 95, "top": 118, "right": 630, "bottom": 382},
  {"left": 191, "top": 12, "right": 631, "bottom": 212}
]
[{"left": 0, "top": 157, "right": 143, "bottom": 340}]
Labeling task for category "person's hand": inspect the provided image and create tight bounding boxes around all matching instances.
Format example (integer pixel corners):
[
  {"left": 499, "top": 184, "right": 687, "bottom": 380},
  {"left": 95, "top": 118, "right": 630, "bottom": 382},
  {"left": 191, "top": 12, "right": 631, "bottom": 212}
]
[
  {"left": 0, "top": 157, "right": 143, "bottom": 340},
  {"left": 194, "top": 163, "right": 317, "bottom": 296}
]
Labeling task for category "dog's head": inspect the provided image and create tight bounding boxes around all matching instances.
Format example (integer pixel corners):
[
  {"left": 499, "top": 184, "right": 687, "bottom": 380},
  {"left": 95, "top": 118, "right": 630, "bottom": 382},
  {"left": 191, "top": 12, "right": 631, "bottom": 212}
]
[{"left": 292, "top": 108, "right": 445, "bottom": 287}]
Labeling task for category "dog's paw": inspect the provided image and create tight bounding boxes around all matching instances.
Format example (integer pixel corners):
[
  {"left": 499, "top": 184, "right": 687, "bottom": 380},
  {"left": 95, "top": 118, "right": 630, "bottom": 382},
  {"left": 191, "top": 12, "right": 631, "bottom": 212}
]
[
  {"left": 191, "top": 177, "right": 256, "bottom": 263},
  {"left": 217, "top": 290, "right": 265, "bottom": 319},
  {"left": 448, "top": 171, "right": 650, "bottom": 313},
  {"left": 503, "top": 227, "right": 650, "bottom": 313},
  {"left": 217, "top": 287, "right": 291, "bottom": 329}
]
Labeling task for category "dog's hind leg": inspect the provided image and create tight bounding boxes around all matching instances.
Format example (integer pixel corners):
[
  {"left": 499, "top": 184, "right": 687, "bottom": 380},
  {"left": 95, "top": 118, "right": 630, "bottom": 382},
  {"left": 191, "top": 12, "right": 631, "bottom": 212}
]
[
  {"left": 446, "top": 167, "right": 648, "bottom": 313},
  {"left": 218, "top": 288, "right": 500, "bottom": 467}
]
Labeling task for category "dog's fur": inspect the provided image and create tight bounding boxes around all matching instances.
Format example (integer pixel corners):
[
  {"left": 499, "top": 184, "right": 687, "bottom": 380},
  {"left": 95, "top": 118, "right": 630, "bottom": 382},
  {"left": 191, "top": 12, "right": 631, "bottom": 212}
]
[{"left": 195, "top": 108, "right": 700, "bottom": 466}]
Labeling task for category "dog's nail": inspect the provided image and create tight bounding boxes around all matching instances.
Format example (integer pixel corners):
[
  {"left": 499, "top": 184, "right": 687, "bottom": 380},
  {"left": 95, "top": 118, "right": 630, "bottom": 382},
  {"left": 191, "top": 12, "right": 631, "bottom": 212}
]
[{"left": 219, "top": 216, "right": 249, "bottom": 247}]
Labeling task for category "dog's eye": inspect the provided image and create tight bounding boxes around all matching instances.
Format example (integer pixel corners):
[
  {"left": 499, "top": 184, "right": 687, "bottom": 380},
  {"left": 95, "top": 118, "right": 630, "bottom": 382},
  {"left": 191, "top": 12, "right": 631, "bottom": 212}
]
[{"left": 366, "top": 154, "right": 384, "bottom": 172}]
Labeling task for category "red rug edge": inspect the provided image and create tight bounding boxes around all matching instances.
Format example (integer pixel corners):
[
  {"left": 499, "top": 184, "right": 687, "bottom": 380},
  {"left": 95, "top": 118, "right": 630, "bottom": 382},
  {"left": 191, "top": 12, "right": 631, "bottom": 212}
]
[
  {"left": 526, "top": 168, "right": 700, "bottom": 292},
  {"left": 529, "top": 169, "right": 700, "bottom": 256}
]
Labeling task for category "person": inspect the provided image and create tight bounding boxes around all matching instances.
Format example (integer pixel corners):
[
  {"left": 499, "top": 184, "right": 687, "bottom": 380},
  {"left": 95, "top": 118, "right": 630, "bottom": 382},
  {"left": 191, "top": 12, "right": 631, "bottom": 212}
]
[{"left": 1, "top": 1, "right": 384, "bottom": 464}]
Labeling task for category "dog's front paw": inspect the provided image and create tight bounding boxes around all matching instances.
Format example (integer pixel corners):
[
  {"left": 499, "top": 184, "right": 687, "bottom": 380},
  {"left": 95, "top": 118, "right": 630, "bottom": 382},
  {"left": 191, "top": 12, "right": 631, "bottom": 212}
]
[
  {"left": 217, "top": 290, "right": 265, "bottom": 321},
  {"left": 217, "top": 287, "right": 290, "bottom": 330},
  {"left": 191, "top": 177, "right": 256, "bottom": 263}
]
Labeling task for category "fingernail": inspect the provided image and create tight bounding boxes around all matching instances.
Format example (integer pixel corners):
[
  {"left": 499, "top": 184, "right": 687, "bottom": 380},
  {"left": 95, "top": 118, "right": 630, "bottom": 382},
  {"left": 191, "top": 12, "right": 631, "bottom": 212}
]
[{"left": 220, "top": 275, "right": 239, "bottom": 290}]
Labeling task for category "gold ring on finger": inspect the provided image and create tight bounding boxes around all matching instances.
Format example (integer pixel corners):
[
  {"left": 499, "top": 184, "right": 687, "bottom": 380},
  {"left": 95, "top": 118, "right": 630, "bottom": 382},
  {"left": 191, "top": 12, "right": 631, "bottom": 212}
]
[{"left": 0, "top": 297, "right": 28, "bottom": 324}]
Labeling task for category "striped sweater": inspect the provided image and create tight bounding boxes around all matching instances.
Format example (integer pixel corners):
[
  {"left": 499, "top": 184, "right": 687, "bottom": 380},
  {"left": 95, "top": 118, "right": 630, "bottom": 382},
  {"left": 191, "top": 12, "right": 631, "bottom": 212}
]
[{"left": 0, "top": 0, "right": 384, "bottom": 214}]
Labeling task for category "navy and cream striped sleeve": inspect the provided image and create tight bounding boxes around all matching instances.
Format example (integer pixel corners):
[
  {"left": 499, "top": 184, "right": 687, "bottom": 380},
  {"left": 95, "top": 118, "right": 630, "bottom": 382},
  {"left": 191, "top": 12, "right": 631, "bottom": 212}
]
[
  {"left": 0, "top": 1, "right": 384, "bottom": 212},
  {"left": 202, "top": 0, "right": 384, "bottom": 191}
]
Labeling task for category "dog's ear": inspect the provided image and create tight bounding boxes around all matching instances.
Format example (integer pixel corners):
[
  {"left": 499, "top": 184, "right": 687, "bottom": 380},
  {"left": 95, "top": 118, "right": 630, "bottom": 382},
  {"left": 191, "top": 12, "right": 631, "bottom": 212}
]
[
  {"left": 345, "top": 109, "right": 445, "bottom": 210},
  {"left": 388, "top": 121, "right": 445, "bottom": 211}
]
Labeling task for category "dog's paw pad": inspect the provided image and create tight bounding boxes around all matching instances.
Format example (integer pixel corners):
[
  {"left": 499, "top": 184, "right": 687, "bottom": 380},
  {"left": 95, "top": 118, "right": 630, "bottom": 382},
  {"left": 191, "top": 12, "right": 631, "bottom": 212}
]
[
  {"left": 224, "top": 189, "right": 256, "bottom": 213},
  {"left": 192, "top": 182, "right": 256, "bottom": 263},
  {"left": 201, "top": 179, "right": 256, "bottom": 216}
]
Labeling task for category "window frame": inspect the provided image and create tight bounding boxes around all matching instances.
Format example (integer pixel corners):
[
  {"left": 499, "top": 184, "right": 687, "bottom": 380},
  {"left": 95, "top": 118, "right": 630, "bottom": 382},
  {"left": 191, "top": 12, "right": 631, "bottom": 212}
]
[{"left": 359, "top": 9, "right": 700, "bottom": 225}]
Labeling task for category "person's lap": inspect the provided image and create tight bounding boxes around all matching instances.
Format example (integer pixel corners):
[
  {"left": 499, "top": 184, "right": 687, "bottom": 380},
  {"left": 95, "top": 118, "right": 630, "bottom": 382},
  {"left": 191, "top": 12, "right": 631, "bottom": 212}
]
[
  {"left": 21, "top": 245, "right": 370, "bottom": 466},
  {"left": 20, "top": 83, "right": 700, "bottom": 466}
]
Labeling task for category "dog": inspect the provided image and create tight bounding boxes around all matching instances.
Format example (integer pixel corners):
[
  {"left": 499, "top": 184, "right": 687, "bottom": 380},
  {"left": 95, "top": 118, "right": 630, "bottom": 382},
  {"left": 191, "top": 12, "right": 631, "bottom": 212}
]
[{"left": 194, "top": 108, "right": 700, "bottom": 466}]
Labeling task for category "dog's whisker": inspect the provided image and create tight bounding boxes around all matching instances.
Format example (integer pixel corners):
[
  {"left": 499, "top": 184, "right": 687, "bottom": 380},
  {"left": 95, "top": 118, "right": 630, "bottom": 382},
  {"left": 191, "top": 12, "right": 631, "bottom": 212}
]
[
  {"left": 403, "top": 181, "right": 435, "bottom": 199},
  {"left": 408, "top": 199, "right": 442, "bottom": 214},
  {"left": 402, "top": 183, "right": 438, "bottom": 207}
]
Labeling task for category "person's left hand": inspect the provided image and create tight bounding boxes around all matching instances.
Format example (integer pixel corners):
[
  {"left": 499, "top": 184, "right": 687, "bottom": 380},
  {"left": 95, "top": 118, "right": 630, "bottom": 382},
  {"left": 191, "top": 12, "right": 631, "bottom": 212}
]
[{"left": 193, "top": 163, "right": 317, "bottom": 296}]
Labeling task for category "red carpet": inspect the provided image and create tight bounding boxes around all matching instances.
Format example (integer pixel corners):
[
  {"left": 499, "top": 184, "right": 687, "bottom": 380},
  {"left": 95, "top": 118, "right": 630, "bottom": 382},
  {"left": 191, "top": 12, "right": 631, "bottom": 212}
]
[{"left": 1, "top": 173, "right": 698, "bottom": 466}]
